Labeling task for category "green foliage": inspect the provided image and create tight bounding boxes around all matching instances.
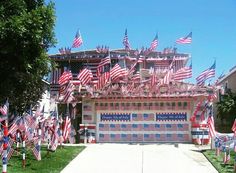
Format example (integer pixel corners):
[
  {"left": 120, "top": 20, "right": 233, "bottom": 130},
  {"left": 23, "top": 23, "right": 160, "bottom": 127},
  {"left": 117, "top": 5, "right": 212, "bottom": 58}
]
[
  {"left": 203, "top": 149, "right": 235, "bottom": 173},
  {"left": 1, "top": 146, "right": 85, "bottom": 173},
  {"left": 216, "top": 90, "right": 236, "bottom": 123},
  {"left": 0, "top": 0, "right": 56, "bottom": 114}
]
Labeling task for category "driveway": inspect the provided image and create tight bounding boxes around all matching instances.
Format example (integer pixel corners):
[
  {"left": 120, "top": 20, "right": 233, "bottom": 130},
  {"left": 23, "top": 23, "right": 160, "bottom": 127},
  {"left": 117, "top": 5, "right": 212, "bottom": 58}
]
[{"left": 61, "top": 143, "right": 217, "bottom": 173}]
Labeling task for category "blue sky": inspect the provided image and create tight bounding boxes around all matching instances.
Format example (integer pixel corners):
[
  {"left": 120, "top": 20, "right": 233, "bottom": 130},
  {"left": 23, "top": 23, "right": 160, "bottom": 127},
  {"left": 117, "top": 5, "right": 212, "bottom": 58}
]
[{"left": 48, "top": 0, "right": 236, "bottom": 83}]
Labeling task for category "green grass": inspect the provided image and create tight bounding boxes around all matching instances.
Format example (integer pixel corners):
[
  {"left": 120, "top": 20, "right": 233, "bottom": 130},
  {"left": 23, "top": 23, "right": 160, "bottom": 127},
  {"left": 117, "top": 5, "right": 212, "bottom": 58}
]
[
  {"left": 1, "top": 146, "right": 85, "bottom": 173},
  {"left": 203, "top": 149, "right": 235, "bottom": 173}
]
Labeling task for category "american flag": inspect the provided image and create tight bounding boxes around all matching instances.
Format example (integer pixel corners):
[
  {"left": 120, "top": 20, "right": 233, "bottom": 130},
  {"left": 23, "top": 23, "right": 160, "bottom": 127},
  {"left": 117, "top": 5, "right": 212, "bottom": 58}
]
[
  {"left": 58, "top": 71, "right": 73, "bottom": 86},
  {"left": 123, "top": 29, "right": 131, "bottom": 50},
  {"left": 149, "top": 33, "right": 158, "bottom": 51},
  {"left": 99, "top": 134, "right": 110, "bottom": 142},
  {"left": 173, "top": 64, "right": 192, "bottom": 81},
  {"left": 121, "top": 134, "right": 132, "bottom": 141},
  {"left": 143, "top": 113, "right": 154, "bottom": 121},
  {"left": 177, "top": 124, "right": 189, "bottom": 131},
  {"left": 99, "top": 124, "right": 109, "bottom": 131},
  {"left": 77, "top": 68, "right": 93, "bottom": 85},
  {"left": 63, "top": 116, "right": 71, "bottom": 141},
  {"left": 176, "top": 32, "right": 192, "bottom": 44},
  {"left": 161, "top": 69, "right": 173, "bottom": 85},
  {"left": 132, "top": 113, "right": 143, "bottom": 121},
  {"left": 110, "top": 134, "right": 120, "bottom": 142},
  {"left": 110, "top": 64, "right": 126, "bottom": 81},
  {"left": 8, "top": 116, "right": 20, "bottom": 135},
  {"left": 32, "top": 144, "right": 41, "bottom": 160},
  {"left": 72, "top": 30, "right": 83, "bottom": 48},
  {"left": 132, "top": 134, "right": 143, "bottom": 141},
  {"left": 109, "top": 124, "right": 120, "bottom": 131},
  {"left": 196, "top": 61, "right": 216, "bottom": 86},
  {"left": 207, "top": 110, "right": 216, "bottom": 138},
  {"left": 95, "top": 71, "right": 110, "bottom": 90},
  {"left": 83, "top": 105, "right": 92, "bottom": 111},
  {"left": 0, "top": 100, "right": 9, "bottom": 116},
  {"left": 120, "top": 124, "right": 132, "bottom": 131},
  {"left": 97, "top": 56, "right": 111, "bottom": 77},
  {"left": 144, "top": 134, "right": 155, "bottom": 141},
  {"left": 231, "top": 119, "right": 236, "bottom": 134}
]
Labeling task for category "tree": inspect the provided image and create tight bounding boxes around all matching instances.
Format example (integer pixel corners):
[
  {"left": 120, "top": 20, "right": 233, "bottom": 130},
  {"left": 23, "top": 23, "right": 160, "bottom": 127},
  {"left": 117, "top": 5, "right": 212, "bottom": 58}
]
[
  {"left": 0, "top": 0, "right": 56, "bottom": 114},
  {"left": 217, "top": 90, "right": 236, "bottom": 124}
]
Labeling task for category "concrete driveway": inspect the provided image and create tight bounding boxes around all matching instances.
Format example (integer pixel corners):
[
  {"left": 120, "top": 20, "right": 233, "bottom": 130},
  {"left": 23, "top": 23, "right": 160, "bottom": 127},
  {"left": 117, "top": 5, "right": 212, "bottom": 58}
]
[{"left": 61, "top": 143, "right": 217, "bottom": 173}]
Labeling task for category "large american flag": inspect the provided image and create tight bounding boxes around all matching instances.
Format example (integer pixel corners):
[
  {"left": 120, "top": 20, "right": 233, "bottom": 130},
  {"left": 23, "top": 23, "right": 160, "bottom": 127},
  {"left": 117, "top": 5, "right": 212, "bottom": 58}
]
[
  {"left": 58, "top": 71, "right": 73, "bottom": 86},
  {"left": 173, "top": 64, "right": 192, "bottom": 81},
  {"left": 149, "top": 33, "right": 158, "bottom": 51},
  {"left": 196, "top": 61, "right": 215, "bottom": 86},
  {"left": 123, "top": 29, "right": 131, "bottom": 50},
  {"left": 176, "top": 32, "right": 192, "bottom": 44},
  {"left": 72, "top": 30, "right": 83, "bottom": 48},
  {"left": 77, "top": 68, "right": 93, "bottom": 85}
]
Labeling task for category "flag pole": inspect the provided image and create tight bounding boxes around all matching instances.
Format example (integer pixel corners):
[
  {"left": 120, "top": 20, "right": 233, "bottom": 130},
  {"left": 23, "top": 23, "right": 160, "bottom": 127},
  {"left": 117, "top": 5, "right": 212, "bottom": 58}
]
[{"left": 2, "top": 99, "right": 9, "bottom": 173}]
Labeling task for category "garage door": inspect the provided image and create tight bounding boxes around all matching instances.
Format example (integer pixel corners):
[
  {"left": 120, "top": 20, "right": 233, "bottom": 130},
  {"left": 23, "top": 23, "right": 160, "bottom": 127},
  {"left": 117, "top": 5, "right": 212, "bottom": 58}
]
[{"left": 97, "top": 112, "right": 191, "bottom": 143}]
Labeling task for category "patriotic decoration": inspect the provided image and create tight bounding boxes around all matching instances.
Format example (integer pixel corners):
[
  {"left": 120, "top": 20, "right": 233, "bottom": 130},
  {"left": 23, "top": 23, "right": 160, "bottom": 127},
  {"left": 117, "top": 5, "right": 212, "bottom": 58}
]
[
  {"left": 97, "top": 56, "right": 111, "bottom": 77},
  {"left": 77, "top": 68, "right": 93, "bottom": 85},
  {"left": 0, "top": 100, "right": 8, "bottom": 116},
  {"left": 176, "top": 32, "right": 192, "bottom": 44},
  {"left": 123, "top": 29, "right": 131, "bottom": 50},
  {"left": 63, "top": 116, "right": 71, "bottom": 142},
  {"left": 207, "top": 109, "right": 216, "bottom": 138},
  {"left": 149, "top": 33, "right": 158, "bottom": 51},
  {"left": 72, "top": 30, "right": 83, "bottom": 48},
  {"left": 196, "top": 61, "right": 216, "bottom": 86},
  {"left": 173, "top": 64, "right": 192, "bottom": 81},
  {"left": 58, "top": 71, "right": 73, "bottom": 86}
]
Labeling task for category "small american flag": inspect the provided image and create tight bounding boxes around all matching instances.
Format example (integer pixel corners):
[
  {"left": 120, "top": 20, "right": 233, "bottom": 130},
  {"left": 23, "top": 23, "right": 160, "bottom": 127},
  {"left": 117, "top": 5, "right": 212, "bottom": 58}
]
[
  {"left": 99, "top": 124, "right": 109, "bottom": 131},
  {"left": 177, "top": 124, "right": 189, "bottom": 131},
  {"left": 32, "top": 144, "right": 41, "bottom": 161},
  {"left": 132, "top": 113, "right": 143, "bottom": 121},
  {"left": 143, "top": 113, "right": 154, "bottom": 121},
  {"left": 123, "top": 29, "right": 131, "bottom": 50},
  {"left": 109, "top": 124, "right": 120, "bottom": 131},
  {"left": 99, "top": 134, "right": 110, "bottom": 142},
  {"left": 149, "top": 33, "right": 158, "bottom": 51},
  {"left": 176, "top": 32, "right": 192, "bottom": 44},
  {"left": 120, "top": 124, "right": 132, "bottom": 131},
  {"left": 207, "top": 111, "right": 216, "bottom": 138},
  {"left": 0, "top": 100, "right": 8, "bottom": 116},
  {"left": 63, "top": 116, "right": 71, "bottom": 141},
  {"left": 72, "top": 30, "right": 83, "bottom": 48}
]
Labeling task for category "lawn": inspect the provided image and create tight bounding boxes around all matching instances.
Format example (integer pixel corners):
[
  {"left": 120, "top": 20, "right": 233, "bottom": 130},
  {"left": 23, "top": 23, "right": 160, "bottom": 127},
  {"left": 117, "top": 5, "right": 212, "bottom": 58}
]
[
  {"left": 203, "top": 149, "right": 235, "bottom": 173},
  {"left": 1, "top": 146, "right": 85, "bottom": 173}
]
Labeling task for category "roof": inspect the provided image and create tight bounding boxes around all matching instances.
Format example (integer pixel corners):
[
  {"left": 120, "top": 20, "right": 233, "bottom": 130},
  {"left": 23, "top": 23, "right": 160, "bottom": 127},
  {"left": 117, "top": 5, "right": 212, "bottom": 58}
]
[{"left": 218, "top": 65, "right": 236, "bottom": 84}]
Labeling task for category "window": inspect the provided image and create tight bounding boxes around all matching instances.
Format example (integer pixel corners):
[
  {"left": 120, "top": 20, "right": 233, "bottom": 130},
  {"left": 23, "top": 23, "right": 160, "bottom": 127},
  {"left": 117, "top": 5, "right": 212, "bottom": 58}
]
[
  {"left": 183, "top": 102, "right": 187, "bottom": 107},
  {"left": 155, "top": 134, "right": 160, "bottom": 138},
  {"left": 178, "top": 102, "right": 182, "bottom": 107},
  {"left": 110, "top": 103, "right": 113, "bottom": 106}
]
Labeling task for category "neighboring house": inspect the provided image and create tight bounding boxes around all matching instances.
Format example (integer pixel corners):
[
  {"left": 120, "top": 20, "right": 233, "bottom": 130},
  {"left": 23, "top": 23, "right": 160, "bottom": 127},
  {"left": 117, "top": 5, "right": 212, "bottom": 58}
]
[{"left": 218, "top": 65, "right": 236, "bottom": 95}]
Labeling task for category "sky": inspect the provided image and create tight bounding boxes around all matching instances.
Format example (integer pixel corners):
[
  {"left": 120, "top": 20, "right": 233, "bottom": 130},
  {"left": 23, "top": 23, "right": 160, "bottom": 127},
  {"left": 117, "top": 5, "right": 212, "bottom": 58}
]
[{"left": 47, "top": 0, "right": 236, "bottom": 84}]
